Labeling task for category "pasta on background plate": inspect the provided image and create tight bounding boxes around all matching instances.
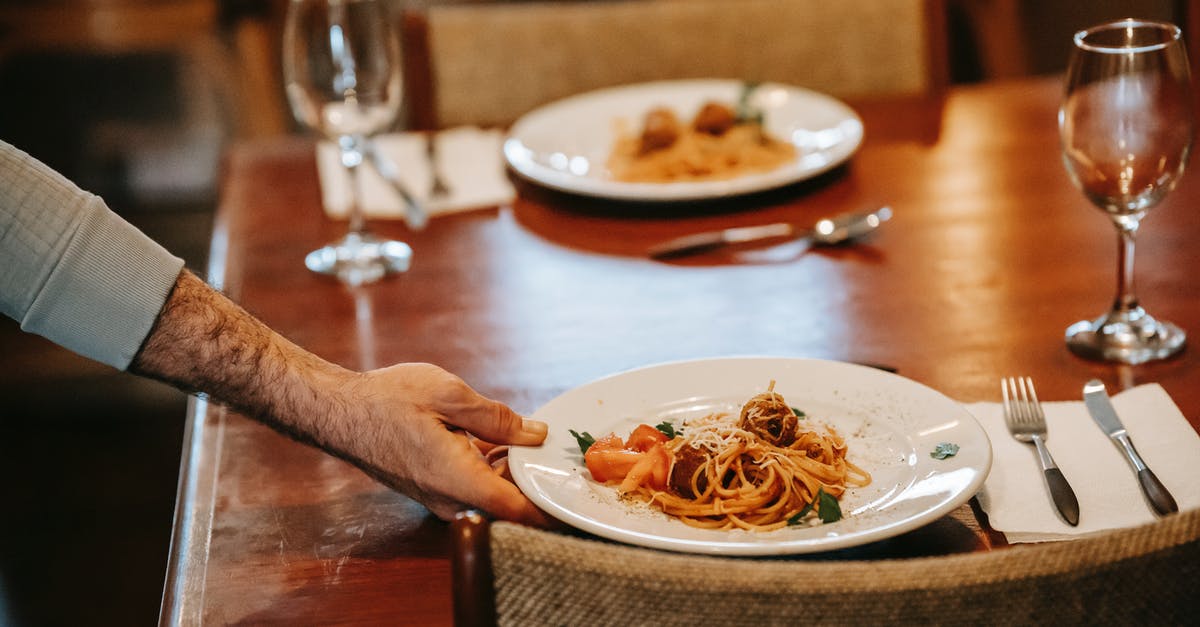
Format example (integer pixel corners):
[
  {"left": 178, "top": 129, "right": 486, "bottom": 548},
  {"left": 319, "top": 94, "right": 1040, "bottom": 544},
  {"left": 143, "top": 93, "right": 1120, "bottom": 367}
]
[{"left": 606, "top": 97, "right": 797, "bottom": 183}]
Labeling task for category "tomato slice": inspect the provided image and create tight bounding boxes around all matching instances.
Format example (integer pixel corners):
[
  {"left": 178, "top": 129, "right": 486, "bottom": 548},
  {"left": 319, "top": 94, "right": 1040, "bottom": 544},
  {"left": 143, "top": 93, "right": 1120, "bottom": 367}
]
[
  {"left": 584, "top": 427, "right": 673, "bottom": 489},
  {"left": 618, "top": 443, "right": 671, "bottom": 493},
  {"left": 584, "top": 434, "right": 643, "bottom": 483},
  {"left": 625, "top": 424, "right": 669, "bottom": 452}
]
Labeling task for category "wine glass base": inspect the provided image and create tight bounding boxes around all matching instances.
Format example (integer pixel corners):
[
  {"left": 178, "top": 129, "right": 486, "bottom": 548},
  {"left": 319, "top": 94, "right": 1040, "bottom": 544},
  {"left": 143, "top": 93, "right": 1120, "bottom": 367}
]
[
  {"left": 1065, "top": 311, "right": 1186, "bottom": 365},
  {"left": 305, "top": 232, "right": 412, "bottom": 286}
]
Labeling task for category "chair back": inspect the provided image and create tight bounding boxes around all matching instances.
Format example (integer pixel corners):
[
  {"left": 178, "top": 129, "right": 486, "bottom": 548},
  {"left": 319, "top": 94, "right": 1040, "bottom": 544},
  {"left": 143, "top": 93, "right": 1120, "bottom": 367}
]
[
  {"left": 453, "top": 506, "right": 1200, "bottom": 626},
  {"left": 403, "top": 0, "right": 948, "bottom": 130}
]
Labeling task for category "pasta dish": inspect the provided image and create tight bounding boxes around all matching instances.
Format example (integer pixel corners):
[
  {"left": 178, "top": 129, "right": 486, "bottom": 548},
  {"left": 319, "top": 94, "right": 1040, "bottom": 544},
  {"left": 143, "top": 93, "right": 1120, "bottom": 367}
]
[
  {"left": 606, "top": 98, "right": 797, "bottom": 183},
  {"left": 574, "top": 382, "right": 871, "bottom": 531}
]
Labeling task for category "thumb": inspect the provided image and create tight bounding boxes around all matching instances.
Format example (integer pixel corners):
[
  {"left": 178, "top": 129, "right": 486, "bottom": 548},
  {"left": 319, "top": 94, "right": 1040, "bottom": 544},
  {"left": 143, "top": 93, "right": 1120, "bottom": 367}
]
[{"left": 456, "top": 399, "right": 548, "bottom": 447}]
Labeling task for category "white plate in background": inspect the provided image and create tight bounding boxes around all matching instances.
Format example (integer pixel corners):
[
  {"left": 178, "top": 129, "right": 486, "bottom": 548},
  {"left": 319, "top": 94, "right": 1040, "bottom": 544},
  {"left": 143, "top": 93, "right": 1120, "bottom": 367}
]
[{"left": 503, "top": 80, "right": 864, "bottom": 201}]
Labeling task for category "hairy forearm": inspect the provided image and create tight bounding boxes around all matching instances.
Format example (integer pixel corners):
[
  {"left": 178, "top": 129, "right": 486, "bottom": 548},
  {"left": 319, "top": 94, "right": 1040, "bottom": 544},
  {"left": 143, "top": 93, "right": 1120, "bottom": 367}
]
[
  {"left": 130, "top": 270, "right": 356, "bottom": 452},
  {"left": 128, "top": 270, "right": 551, "bottom": 524}
]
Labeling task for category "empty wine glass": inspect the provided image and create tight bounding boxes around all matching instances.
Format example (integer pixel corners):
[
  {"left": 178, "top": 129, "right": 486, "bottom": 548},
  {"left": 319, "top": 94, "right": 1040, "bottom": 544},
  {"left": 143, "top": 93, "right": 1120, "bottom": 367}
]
[
  {"left": 1059, "top": 19, "right": 1193, "bottom": 364},
  {"left": 283, "top": 0, "right": 410, "bottom": 285}
]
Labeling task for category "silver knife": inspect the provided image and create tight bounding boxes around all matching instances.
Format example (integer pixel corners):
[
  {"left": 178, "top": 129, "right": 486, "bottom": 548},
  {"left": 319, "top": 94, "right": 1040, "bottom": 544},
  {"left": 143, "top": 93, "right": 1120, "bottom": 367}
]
[
  {"left": 1082, "top": 379, "right": 1178, "bottom": 516},
  {"left": 362, "top": 139, "right": 429, "bottom": 231},
  {"left": 647, "top": 206, "right": 891, "bottom": 259}
]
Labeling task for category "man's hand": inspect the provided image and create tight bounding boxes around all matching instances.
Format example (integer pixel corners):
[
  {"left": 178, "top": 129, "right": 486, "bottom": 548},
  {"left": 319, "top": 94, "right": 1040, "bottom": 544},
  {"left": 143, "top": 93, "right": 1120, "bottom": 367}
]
[
  {"left": 331, "top": 362, "right": 551, "bottom": 525},
  {"left": 132, "top": 271, "right": 552, "bottom": 526}
]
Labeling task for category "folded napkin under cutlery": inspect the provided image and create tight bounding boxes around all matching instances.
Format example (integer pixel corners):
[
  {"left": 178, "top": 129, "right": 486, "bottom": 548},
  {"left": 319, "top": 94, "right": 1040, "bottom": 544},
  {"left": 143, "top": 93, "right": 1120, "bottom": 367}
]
[
  {"left": 968, "top": 383, "right": 1200, "bottom": 543},
  {"left": 316, "top": 127, "right": 515, "bottom": 220}
]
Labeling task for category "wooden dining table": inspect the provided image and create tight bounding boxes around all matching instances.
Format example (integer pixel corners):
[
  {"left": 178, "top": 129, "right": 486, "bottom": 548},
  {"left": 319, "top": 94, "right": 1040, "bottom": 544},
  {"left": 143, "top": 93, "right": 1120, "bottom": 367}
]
[{"left": 159, "top": 74, "right": 1200, "bottom": 625}]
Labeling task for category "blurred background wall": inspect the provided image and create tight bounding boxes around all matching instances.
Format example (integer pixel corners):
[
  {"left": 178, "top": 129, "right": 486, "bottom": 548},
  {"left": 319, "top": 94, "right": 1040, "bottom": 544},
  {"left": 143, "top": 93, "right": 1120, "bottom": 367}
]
[{"left": 0, "top": 0, "right": 1185, "bottom": 624}]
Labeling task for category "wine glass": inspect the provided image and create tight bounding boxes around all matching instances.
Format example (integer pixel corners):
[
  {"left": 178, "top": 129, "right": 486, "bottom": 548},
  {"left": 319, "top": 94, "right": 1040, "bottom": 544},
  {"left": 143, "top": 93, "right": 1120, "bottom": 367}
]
[
  {"left": 1059, "top": 19, "right": 1193, "bottom": 364},
  {"left": 283, "top": 0, "right": 410, "bottom": 285}
]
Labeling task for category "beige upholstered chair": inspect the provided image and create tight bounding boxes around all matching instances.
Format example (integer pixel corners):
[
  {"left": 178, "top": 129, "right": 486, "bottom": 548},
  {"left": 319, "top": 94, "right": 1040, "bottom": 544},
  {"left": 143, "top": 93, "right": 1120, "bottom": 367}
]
[
  {"left": 452, "top": 506, "right": 1200, "bottom": 625},
  {"left": 402, "top": 0, "right": 949, "bottom": 130}
]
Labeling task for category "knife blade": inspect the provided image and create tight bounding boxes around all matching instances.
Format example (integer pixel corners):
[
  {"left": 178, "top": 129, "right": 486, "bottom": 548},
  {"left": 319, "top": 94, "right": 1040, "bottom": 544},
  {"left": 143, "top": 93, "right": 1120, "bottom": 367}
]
[
  {"left": 1082, "top": 379, "right": 1178, "bottom": 516},
  {"left": 362, "top": 139, "right": 429, "bottom": 231},
  {"left": 648, "top": 222, "right": 797, "bottom": 258},
  {"left": 647, "top": 207, "right": 890, "bottom": 259}
]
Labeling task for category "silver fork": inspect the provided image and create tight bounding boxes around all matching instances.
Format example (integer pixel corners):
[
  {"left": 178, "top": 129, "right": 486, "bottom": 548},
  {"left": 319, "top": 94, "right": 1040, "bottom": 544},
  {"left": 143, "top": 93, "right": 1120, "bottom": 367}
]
[
  {"left": 1002, "top": 377, "right": 1080, "bottom": 526},
  {"left": 425, "top": 132, "right": 452, "bottom": 200}
]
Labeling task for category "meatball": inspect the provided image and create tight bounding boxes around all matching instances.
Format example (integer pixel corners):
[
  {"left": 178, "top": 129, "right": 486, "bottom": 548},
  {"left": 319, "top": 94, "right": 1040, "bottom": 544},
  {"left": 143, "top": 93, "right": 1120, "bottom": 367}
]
[
  {"left": 638, "top": 107, "right": 681, "bottom": 153},
  {"left": 691, "top": 101, "right": 737, "bottom": 135},
  {"left": 668, "top": 445, "right": 710, "bottom": 498},
  {"left": 738, "top": 389, "right": 798, "bottom": 447}
]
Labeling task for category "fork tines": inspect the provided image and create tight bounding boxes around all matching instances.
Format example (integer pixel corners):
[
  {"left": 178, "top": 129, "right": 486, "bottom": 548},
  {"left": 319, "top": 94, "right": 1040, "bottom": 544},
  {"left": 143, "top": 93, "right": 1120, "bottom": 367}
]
[
  {"left": 1001, "top": 376, "right": 1043, "bottom": 427},
  {"left": 1000, "top": 375, "right": 1080, "bottom": 526}
]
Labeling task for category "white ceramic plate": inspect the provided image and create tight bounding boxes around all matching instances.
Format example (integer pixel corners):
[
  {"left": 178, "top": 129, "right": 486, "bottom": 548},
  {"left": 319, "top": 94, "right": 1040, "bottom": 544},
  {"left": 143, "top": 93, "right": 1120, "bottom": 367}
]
[
  {"left": 509, "top": 357, "right": 991, "bottom": 556},
  {"left": 502, "top": 80, "right": 864, "bottom": 201}
]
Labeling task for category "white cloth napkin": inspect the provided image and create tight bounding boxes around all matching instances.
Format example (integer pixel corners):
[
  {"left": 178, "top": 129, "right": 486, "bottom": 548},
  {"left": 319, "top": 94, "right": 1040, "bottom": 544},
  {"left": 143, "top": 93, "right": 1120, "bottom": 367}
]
[
  {"left": 316, "top": 127, "right": 515, "bottom": 220},
  {"left": 968, "top": 383, "right": 1200, "bottom": 543}
]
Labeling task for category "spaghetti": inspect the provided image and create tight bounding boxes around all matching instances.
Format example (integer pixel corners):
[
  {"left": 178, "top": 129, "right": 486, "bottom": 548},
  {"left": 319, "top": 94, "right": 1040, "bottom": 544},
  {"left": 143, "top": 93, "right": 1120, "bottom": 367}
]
[
  {"left": 606, "top": 101, "right": 796, "bottom": 183},
  {"left": 581, "top": 382, "right": 871, "bottom": 531}
]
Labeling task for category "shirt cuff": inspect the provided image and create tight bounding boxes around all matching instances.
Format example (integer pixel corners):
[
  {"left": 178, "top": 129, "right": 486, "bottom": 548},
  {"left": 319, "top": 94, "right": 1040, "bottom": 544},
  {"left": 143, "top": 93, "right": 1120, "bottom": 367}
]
[{"left": 21, "top": 198, "right": 185, "bottom": 370}]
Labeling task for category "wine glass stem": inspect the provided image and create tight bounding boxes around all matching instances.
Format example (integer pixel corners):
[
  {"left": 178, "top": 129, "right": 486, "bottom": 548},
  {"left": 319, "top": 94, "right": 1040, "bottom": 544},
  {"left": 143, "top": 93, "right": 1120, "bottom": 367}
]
[
  {"left": 340, "top": 134, "right": 368, "bottom": 237},
  {"left": 1113, "top": 221, "right": 1140, "bottom": 314}
]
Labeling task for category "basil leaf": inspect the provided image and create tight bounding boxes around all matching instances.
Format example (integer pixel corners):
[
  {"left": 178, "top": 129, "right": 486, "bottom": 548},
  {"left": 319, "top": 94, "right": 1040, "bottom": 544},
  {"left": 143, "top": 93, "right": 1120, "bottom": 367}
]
[
  {"left": 569, "top": 429, "right": 596, "bottom": 454},
  {"left": 816, "top": 488, "right": 843, "bottom": 523},
  {"left": 790, "top": 407, "right": 807, "bottom": 418},
  {"left": 655, "top": 421, "right": 677, "bottom": 439},
  {"left": 930, "top": 442, "right": 960, "bottom": 460},
  {"left": 787, "top": 500, "right": 815, "bottom": 526},
  {"left": 736, "top": 81, "right": 763, "bottom": 124}
]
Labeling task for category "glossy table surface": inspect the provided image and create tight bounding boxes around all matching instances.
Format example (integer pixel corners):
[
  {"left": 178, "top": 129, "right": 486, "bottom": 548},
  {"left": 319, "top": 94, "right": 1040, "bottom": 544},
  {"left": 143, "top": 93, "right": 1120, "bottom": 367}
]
[{"left": 160, "top": 75, "right": 1200, "bottom": 625}]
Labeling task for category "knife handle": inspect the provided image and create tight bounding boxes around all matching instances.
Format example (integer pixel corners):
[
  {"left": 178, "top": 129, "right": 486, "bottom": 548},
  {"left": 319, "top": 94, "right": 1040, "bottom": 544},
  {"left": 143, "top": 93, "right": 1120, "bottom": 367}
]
[
  {"left": 1116, "top": 434, "right": 1179, "bottom": 516},
  {"left": 1136, "top": 468, "right": 1179, "bottom": 516}
]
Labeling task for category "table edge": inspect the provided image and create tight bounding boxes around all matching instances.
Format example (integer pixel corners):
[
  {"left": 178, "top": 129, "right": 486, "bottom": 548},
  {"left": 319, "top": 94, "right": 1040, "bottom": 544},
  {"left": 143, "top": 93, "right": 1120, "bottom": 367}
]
[
  {"left": 158, "top": 395, "right": 223, "bottom": 626},
  {"left": 159, "top": 184, "right": 235, "bottom": 626}
]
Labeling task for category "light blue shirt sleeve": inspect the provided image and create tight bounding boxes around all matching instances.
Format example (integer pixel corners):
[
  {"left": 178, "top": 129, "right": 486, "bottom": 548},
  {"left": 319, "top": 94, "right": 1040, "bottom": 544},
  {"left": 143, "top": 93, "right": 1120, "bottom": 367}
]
[{"left": 0, "top": 139, "right": 186, "bottom": 370}]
